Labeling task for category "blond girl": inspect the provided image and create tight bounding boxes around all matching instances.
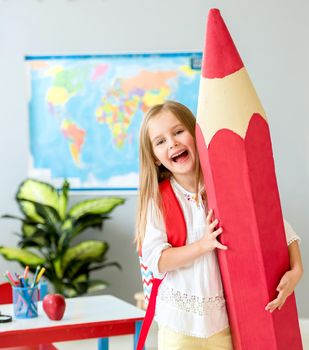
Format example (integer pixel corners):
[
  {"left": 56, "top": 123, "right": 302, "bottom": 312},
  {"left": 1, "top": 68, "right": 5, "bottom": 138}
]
[{"left": 136, "top": 100, "right": 302, "bottom": 350}]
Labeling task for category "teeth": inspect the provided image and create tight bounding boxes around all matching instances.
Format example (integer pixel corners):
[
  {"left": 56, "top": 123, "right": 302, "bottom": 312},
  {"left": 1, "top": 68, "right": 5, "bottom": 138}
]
[{"left": 171, "top": 150, "right": 185, "bottom": 159}]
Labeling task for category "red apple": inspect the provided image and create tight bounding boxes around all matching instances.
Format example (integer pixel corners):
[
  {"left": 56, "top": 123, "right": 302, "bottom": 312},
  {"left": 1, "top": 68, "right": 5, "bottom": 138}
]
[{"left": 42, "top": 293, "right": 66, "bottom": 320}]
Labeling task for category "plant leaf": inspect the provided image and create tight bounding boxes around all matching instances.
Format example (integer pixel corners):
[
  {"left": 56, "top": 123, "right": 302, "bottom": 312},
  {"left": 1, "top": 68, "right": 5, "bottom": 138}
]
[
  {"left": 62, "top": 240, "right": 108, "bottom": 271},
  {"left": 70, "top": 273, "right": 89, "bottom": 294},
  {"left": 71, "top": 215, "right": 108, "bottom": 238},
  {"left": 18, "top": 235, "right": 47, "bottom": 249},
  {"left": 0, "top": 246, "right": 45, "bottom": 266},
  {"left": 18, "top": 201, "right": 45, "bottom": 223},
  {"left": 64, "top": 261, "right": 89, "bottom": 279},
  {"left": 20, "top": 200, "right": 62, "bottom": 237},
  {"left": 58, "top": 179, "right": 69, "bottom": 220},
  {"left": 33, "top": 202, "right": 61, "bottom": 233},
  {"left": 73, "top": 274, "right": 88, "bottom": 283},
  {"left": 88, "top": 261, "right": 121, "bottom": 272},
  {"left": 53, "top": 257, "right": 64, "bottom": 279},
  {"left": 20, "top": 224, "right": 44, "bottom": 246},
  {"left": 68, "top": 198, "right": 124, "bottom": 222},
  {"left": 22, "top": 223, "right": 37, "bottom": 237},
  {"left": 58, "top": 230, "right": 72, "bottom": 254},
  {"left": 16, "top": 179, "right": 61, "bottom": 220},
  {"left": 87, "top": 280, "right": 108, "bottom": 293},
  {"left": 1, "top": 214, "right": 34, "bottom": 224},
  {"left": 61, "top": 285, "right": 78, "bottom": 298},
  {"left": 19, "top": 223, "right": 51, "bottom": 248},
  {"left": 58, "top": 215, "right": 109, "bottom": 253}
]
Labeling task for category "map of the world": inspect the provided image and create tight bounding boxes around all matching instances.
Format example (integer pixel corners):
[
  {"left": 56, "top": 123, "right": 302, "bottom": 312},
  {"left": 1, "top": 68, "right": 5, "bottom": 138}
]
[{"left": 26, "top": 53, "right": 202, "bottom": 191}]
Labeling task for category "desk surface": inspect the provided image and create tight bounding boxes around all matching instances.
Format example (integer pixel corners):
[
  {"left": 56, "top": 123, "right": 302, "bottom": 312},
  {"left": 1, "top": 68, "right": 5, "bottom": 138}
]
[{"left": 0, "top": 295, "right": 145, "bottom": 347}]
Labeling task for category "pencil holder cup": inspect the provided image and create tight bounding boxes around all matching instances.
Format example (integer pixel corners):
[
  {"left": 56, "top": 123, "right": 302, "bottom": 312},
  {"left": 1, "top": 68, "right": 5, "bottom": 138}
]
[
  {"left": 38, "top": 280, "right": 48, "bottom": 300},
  {"left": 12, "top": 286, "right": 38, "bottom": 319}
]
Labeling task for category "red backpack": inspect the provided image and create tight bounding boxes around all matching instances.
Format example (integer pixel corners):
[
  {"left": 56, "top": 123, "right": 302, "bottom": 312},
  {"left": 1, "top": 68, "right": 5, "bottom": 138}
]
[{"left": 137, "top": 179, "right": 187, "bottom": 350}]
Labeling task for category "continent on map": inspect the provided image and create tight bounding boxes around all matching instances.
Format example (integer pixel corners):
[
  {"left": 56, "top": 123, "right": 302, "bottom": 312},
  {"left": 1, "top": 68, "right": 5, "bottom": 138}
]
[
  {"left": 45, "top": 65, "right": 91, "bottom": 107},
  {"left": 91, "top": 64, "right": 109, "bottom": 80},
  {"left": 95, "top": 70, "right": 179, "bottom": 148},
  {"left": 120, "top": 70, "right": 177, "bottom": 92},
  {"left": 61, "top": 119, "right": 86, "bottom": 166}
]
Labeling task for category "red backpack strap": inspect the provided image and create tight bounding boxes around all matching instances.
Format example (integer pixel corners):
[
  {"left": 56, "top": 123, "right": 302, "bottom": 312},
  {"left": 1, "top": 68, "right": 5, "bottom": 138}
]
[
  {"left": 159, "top": 179, "right": 187, "bottom": 247},
  {"left": 136, "top": 278, "right": 161, "bottom": 350},
  {"left": 136, "top": 178, "right": 186, "bottom": 350}
]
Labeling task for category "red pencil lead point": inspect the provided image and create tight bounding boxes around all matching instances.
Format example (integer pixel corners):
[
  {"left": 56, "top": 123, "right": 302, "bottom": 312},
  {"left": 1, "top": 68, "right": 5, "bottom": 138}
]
[{"left": 202, "top": 8, "right": 244, "bottom": 79}]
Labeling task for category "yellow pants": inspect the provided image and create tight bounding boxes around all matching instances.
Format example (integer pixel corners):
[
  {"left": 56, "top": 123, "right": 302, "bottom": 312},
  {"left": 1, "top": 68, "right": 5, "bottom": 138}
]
[{"left": 158, "top": 325, "right": 233, "bottom": 350}]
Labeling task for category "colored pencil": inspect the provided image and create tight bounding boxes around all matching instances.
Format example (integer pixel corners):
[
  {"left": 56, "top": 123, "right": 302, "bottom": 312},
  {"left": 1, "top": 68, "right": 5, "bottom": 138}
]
[
  {"left": 31, "top": 266, "right": 40, "bottom": 288},
  {"left": 36, "top": 267, "right": 46, "bottom": 284},
  {"left": 6, "top": 271, "right": 17, "bottom": 286},
  {"left": 4, "top": 273, "right": 15, "bottom": 287},
  {"left": 24, "top": 265, "right": 29, "bottom": 279}
]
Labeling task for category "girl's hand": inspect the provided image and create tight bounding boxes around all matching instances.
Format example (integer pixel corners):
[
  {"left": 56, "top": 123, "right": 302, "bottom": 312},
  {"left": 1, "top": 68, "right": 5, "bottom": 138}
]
[
  {"left": 265, "top": 269, "right": 302, "bottom": 312},
  {"left": 158, "top": 209, "right": 228, "bottom": 273},
  {"left": 199, "top": 209, "right": 228, "bottom": 253}
]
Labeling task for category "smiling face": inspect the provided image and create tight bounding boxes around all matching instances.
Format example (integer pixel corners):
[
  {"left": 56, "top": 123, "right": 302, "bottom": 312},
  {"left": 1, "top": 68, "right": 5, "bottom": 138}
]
[{"left": 148, "top": 110, "right": 197, "bottom": 187}]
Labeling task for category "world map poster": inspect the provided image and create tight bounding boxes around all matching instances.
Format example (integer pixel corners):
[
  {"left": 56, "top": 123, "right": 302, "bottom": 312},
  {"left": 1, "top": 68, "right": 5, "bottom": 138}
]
[{"left": 26, "top": 52, "right": 202, "bottom": 191}]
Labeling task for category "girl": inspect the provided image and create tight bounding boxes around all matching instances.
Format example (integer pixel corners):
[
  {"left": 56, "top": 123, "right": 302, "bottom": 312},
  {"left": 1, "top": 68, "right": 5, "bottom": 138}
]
[{"left": 135, "top": 100, "right": 303, "bottom": 350}]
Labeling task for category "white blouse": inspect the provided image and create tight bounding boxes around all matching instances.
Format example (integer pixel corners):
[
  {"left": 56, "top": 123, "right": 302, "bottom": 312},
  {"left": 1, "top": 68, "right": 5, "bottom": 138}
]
[{"left": 142, "top": 178, "right": 300, "bottom": 338}]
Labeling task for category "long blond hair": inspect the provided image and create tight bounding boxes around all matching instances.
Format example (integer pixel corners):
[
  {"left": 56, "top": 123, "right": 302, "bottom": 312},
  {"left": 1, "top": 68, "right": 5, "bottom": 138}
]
[{"left": 135, "top": 100, "right": 201, "bottom": 251}]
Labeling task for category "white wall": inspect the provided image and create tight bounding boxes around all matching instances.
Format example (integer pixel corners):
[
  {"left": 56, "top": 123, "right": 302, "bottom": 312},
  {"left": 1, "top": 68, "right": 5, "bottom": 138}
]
[{"left": 0, "top": 0, "right": 308, "bottom": 317}]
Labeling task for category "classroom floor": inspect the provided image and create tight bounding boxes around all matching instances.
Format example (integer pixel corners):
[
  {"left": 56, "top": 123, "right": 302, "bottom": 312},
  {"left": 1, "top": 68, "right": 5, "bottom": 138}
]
[{"left": 54, "top": 320, "right": 309, "bottom": 350}]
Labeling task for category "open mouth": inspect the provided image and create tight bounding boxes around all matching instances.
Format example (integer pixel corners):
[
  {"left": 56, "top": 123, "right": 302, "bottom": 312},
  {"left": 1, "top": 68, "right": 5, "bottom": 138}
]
[{"left": 171, "top": 150, "right": 189, "bottom": 162}]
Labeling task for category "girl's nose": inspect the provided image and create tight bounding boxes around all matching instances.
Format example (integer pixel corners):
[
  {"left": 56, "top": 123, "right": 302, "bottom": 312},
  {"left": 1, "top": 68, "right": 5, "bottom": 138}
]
[{"left": 169, "top": 140, "right": 178, "bottom": 149}]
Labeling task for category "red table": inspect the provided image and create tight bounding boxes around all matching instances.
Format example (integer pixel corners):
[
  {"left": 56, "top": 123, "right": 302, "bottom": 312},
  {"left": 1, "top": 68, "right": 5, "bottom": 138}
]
[{"left": 0, "top": 295, "right": 145, "bottom": 350}]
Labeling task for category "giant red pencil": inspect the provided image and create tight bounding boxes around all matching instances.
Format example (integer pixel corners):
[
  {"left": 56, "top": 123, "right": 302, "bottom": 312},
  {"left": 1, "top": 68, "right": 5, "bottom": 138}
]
[{"left": 196, "top": 9, "right": 302, "bottom": 350}]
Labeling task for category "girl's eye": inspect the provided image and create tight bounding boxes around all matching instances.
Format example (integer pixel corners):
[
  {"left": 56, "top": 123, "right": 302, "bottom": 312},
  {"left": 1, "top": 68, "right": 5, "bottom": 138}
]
[
  {"left": 175, "top": 129, "right": 184, "bottom": 135},
  {"left": 156, "top": 139, "right": 165, "bottom": 146}
]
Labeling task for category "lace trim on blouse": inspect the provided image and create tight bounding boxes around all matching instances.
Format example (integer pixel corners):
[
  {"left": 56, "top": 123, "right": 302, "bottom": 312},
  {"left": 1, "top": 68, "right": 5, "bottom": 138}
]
[{"left": 158, "top": 285, "right": 226, "bottom": 316}]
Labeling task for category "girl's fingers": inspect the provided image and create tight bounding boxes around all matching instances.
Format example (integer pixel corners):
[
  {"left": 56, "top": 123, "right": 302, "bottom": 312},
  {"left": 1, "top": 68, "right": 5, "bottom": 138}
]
[
  {"left": 277, "top": 280, "right": 287, "bottom": 292},
  {"left": 206, "top": 209, "right": 213, "bottom": 224},
  {"left": 265, "top": 300, "right": 277, "bottom": 312},
  {"left": 278, "top": 298, "right": 287, "bottom": 310},
  {"left": 212, "top": 227, "right": 223, "bottom": 237},
  {"left": 209, "top": 218, "right": 219, "bottom": 231},
  {"left": 216, "top": 241, "right": 228, "bottom": 250},
  {"left": 265, "top": 292, "right": 287, "bottom": 312}
]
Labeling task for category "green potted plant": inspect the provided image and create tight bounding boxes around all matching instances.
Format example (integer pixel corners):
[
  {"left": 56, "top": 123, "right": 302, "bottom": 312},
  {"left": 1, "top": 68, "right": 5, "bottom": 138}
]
[{"left": 0, "top": 178, "right": 125, "bottom": 297}]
